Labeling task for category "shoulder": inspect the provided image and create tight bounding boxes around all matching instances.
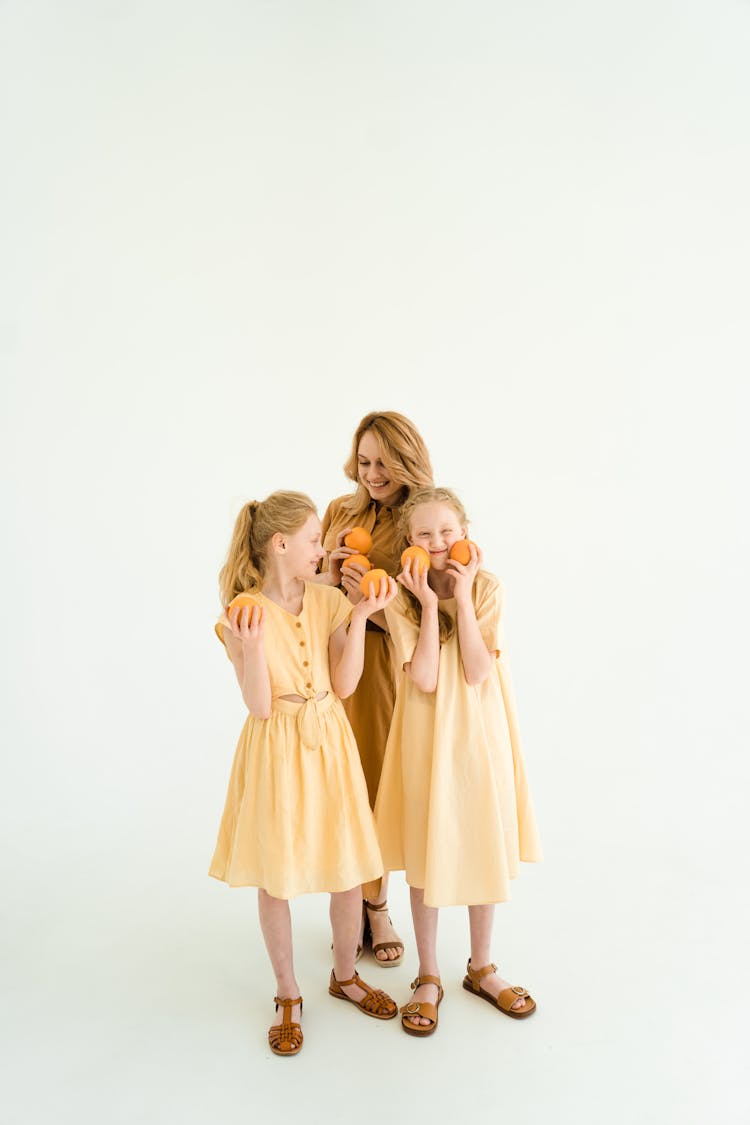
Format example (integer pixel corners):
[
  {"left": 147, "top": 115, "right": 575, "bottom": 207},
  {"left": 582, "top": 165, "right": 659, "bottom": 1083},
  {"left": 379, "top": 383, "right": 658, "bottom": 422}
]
[
  {"left": 473, "top": 569, "right": 504, "bottom": 604},
  {"left": 305, "top": 580, "right": 348, "bottom": 612},
  {"left": 322, "top": 494, "right": 355, "bottom": 523}
]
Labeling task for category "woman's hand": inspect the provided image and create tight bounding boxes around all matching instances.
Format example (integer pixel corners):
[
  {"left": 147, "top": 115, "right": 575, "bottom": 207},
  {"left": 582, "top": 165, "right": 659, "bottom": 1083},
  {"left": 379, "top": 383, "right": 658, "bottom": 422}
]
[
  {"left": 446, "top": 543, "right": 482, "bottom": 606},
  {"left": 226, "top": 602, "right": 265, "bottom": 645},
  {"left": 326, "top": 527, "right": 359, "bottom": 587},
  {"left": 341, "top": 554, "right": 371, "bottom": 604},
  {"left": 351, "top": 575, "right": 399, "bottom": 621},
  {"left": 397, "top": 557, "right": 438, "bottom": 609}
]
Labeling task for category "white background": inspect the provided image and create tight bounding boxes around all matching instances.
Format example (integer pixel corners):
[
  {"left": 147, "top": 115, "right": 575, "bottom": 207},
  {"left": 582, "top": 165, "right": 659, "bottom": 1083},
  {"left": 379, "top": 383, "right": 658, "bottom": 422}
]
[{"left": 2, "top": 2, "right": 748, "bottom": 1123}]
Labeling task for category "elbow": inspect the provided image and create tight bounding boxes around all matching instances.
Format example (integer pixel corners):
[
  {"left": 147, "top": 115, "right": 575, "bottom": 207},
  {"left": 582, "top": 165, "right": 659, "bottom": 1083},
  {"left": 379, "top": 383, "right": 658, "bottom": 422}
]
[
  {"left": 464, "top": 668, "right": 491, "bottom": 688},
  {"left": 247, "top": 703, "right": 271, "bottom": 719},
  {"left": 410, "top": 672, "right": 438, "bottom": 693}
]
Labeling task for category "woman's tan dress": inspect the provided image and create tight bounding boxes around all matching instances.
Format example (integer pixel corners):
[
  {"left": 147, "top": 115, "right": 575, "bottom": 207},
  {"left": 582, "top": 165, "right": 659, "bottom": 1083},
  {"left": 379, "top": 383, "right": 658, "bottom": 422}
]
[{"left": 320, "top": 497, "right": 402, "bottom": 809}]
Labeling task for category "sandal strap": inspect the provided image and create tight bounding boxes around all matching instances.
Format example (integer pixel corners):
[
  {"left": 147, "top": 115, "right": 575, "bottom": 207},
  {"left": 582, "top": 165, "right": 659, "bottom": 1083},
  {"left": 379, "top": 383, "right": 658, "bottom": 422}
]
[
  {"left": 410, "top": 974, "right": 442, "bottom": 989},
  {"left": 465, "top": 960, "right": 497, "bottom": 987},
  {"left": 401, "top": 1000, "right": 438, "bottom": 1023},
  {"left": 274, "top": 995, "right": 303, "bottom": 1008},
  {"left": 497, "top": 985, "right": 530, "bottom": 1007},
  {"left": 364, "top": 899, "right": 390, "bottom": 913},
  {"left": 331, "top": 971, "right": 359, "bottom": 988}
]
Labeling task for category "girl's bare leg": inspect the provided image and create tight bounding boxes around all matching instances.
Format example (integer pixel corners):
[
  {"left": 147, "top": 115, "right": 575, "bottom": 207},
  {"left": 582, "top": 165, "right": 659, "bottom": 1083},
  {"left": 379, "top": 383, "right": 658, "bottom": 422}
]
[
  {"left": 258, "top": 889, "right": 301, "bottom": 1027},
  {"left": 468, "top": 903, "right": 527, "bottom": 1011},
  {"left": 406, "top": 886, "right": 440, "bottom": 1025},
  {"left": 330, "top": 886, "right": 370, "bottom": 1003}
]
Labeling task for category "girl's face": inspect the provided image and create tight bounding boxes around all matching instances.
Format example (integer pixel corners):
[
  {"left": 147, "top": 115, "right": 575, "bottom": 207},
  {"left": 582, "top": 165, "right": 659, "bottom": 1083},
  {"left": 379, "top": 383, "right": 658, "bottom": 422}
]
[
  {"left": 278, "top": 513, "right": 326, "bottom": 578},
  {"left": 407, "top": 502, "right": 466, "bottom": 571},
  {"left": 357, "top": 430, "right": 405, "bottom": 507}
]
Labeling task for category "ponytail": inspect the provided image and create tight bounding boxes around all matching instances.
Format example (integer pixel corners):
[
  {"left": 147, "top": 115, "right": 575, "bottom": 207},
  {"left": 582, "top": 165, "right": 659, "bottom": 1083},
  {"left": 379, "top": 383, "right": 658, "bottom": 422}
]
[{"left": 218, "top": 490, "right": 317, "bottom": 606}]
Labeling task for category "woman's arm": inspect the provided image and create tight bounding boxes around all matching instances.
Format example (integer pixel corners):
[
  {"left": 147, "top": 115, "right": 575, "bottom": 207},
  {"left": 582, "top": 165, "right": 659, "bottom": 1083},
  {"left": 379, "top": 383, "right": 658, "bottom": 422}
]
[
  {"left": 224, "top": 604, "right": 272, "bottom": 717},
  {"left": 329, "top": 577, "right": 398, "bottom": 697}
]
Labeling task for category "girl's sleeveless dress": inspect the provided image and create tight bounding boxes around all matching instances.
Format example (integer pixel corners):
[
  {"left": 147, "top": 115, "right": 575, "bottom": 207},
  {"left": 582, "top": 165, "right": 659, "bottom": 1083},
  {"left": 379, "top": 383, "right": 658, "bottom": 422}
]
[
  {"left": 374, "top": 572, "right": 542, "bottom": 908},
  {"left": 209, "top": 581, "right": 383, "bottom": 899}
]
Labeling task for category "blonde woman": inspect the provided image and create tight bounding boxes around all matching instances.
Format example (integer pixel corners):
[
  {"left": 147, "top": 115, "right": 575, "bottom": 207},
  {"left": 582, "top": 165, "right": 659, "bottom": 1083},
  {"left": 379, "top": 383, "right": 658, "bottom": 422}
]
[{"left": 317, "top": 412, "right": 434, "bottom": 966}]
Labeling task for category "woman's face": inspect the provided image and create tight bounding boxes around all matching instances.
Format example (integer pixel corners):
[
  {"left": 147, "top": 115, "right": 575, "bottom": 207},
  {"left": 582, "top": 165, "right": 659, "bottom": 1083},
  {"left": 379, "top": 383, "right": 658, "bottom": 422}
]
[
  {"left": 357, "top": 430, "right": 405, "bottom": 507},
  {"left": 407, "top": 502, "right": 466, "bottom": 571}
]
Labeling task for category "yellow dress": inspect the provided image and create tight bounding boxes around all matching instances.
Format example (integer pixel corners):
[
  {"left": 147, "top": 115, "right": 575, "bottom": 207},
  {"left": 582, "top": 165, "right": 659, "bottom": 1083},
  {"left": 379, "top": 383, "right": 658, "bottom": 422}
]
[
  {"left": 374, "top": 572, "right": 542, "bottom": 908},
  {"left": 320, "top": 496, "right": 402, "bottom": 808},
  {"left": 209, "top": 581, "right": 384, "bottom": 899}
]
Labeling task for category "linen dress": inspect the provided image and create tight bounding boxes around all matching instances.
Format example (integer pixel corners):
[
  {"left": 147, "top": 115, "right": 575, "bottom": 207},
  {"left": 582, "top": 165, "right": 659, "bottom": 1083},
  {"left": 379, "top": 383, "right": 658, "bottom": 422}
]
[
  {"left": 374, "top": 571, "right": 542, "bottom": 908},
  {"left": 320, "top": 496, "right": 402, "bottom": 807},
  {"left": 209, "top": 581, "right": 384, "bottom": 899}
]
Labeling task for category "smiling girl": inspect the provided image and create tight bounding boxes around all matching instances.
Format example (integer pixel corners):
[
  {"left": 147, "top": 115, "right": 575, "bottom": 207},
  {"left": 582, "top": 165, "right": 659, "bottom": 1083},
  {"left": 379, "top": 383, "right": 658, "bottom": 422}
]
[
  {"left": 374, "top": 487, "right": 543, "bottom": 1037},
  {"left": 210, "top": 491, "right": 399, "bottom": 1055},
  {"left": 317, "top": 412, "right": 434, "bottom": 967}
]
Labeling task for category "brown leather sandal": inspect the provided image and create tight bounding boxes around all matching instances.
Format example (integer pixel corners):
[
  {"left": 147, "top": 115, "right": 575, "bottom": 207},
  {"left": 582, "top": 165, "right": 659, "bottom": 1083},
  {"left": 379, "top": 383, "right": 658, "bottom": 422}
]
[
  {"left": 328, "top": 970, "right": 398, "bottom": 1019},
  {"left": 363, "top": 898, "right": 404, "bottom": 967},
  {"left": 400, "top": 975, "right": 444, "bottom": 1037},
  {"left": 268, "top": 995, "right": 303, "bottom": 1056},
  {"left": 462, "top": 959, "right": 536, "bottom": 1019}
]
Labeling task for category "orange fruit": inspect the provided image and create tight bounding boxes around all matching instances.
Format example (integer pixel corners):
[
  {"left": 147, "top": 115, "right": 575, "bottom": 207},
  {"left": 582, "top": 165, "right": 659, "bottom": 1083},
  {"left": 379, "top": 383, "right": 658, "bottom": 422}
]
[
  {"left": 227, "top": 593, "right": 261, "bottom": 624},
  {"left": 401, "top": 545, "right": 431, "bottom": 574},
  {"left": 344, "top": 527, "right": 373, "bottom": 554},
  {"left": 360, "top": 568, "right": 389, "bottom": 597},
  {"left": 343, "top": 553, "right": 372, "bottom": 572},
  {"left": 448, "top": 539, "right": 478, "bottom": 565}
]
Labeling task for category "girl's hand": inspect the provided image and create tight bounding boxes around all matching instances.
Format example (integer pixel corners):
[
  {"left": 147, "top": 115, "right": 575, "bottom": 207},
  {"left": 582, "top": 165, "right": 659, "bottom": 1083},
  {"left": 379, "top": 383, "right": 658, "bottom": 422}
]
[
  {"left": 341, "top": 554, "right": 371, "bottom": 605},
  {"left": 326, "top": 527, "right": 359, "bottom": 586},
  {"left": 446, "top": 543, "right": 482, "bottom": 605},
  {"left": 397, "top": 557, "right": 438, "bottom": 609},
  {"left": 226, "top": 602, "right": 265, "bottom": 644},
  {"left": 351, "top": 575, "right": 399, "bottom": 620}
]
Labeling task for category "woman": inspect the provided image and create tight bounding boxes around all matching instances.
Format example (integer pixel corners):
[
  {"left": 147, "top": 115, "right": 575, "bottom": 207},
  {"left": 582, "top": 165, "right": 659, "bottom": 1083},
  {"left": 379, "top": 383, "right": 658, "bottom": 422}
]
[{"left": 317, "top": 411, "right": 434, "bottom": 965}]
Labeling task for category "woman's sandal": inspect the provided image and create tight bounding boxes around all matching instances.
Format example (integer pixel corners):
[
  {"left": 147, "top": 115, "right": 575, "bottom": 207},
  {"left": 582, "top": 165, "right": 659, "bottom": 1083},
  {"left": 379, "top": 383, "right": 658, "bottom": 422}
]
[
  {"left": 462, "top": 959, "right": 537, "bottom": 1019},
  {"left": 328, "top": 970, "right": 398, "bottom": 1019},
  {"left": 400, "top": 975, "right": 444, "bottom": 1037},
  {"left": 268, "top": 995, "right": 303, "bottom": 1056},
  {"left": 363, "top": 898, "right": 404, "bottom": 967}
]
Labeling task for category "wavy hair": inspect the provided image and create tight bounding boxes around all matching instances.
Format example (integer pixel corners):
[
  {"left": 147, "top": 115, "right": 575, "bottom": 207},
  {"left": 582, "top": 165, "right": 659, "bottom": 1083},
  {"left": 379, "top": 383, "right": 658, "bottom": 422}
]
[{"left": 340, "top": 411, "right": 433, "bottom": 517}]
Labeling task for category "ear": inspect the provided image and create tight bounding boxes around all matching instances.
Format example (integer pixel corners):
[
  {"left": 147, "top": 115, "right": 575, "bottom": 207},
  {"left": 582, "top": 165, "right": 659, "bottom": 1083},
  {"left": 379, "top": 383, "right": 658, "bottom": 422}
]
[{"left": 271, "top": 531, "right": 286, "bottom": 554}]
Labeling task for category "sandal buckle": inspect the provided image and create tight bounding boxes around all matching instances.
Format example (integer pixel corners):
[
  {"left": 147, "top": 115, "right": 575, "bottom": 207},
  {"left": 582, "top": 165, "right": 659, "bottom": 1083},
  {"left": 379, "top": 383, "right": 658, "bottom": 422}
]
[
  {"left": 404, "top": 1002, "right": 420, "bottom": 1014},
  {"left": 511, "top": 985, "right": 526, "bottom": 995}
]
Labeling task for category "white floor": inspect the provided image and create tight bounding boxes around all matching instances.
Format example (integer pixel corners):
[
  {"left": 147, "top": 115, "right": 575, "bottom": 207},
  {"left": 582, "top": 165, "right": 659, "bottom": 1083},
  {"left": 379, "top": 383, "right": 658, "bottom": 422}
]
[{"left": 4, "top": 827, "right": 747, "bottom": 1125}]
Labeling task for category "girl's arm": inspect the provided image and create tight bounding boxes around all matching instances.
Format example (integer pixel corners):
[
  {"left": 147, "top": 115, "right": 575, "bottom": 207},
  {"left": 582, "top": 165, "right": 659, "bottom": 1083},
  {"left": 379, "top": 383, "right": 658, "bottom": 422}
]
[
  {"left": 398, "top": 560, "right": 440, "bottom": 693},
  {"left": 329, "top": 577, "right": 398, "bottom": 698},
  {"left": 223, "top": 604, "right": 272, "bottom": 717},
  {"left": 449, "top": 547, "right": 494, "bottom": 686}
]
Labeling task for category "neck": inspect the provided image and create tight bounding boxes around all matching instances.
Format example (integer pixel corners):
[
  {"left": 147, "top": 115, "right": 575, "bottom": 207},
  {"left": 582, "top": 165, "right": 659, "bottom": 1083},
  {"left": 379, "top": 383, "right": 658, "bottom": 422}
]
[
  {"left": 261, "top": 570, "right": 305, "bottom": 605},
  {"left": 428, "top": 570, "right": 454, "bottom": 599}
]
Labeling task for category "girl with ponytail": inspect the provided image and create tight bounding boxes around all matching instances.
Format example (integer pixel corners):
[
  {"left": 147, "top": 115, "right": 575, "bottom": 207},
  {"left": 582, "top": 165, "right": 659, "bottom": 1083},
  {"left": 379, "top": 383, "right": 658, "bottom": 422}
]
[{"left": 210, "top": 491, "right": 400, "bottom": 1056}]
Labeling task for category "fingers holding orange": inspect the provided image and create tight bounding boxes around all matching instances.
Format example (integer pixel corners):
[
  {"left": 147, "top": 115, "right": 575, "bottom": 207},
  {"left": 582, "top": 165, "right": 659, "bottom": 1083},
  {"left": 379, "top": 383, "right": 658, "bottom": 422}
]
[
  {"left": 344, "top": 527, "right": 373, "bottom": 554},
  {"left": 342, "top": 553, "right": 372, "bottom": 575},
  {"left": 227, "top": 593, "right": 263, "bottom": 632},
  {"left": 359, "top": 567, "right": 389, "bottom": 598},
  {"left": 448, "top": 539, "right": 479, "bottom": 566},
  {"left": 401, "top": 545, "right": 430, "bottom": 574}
]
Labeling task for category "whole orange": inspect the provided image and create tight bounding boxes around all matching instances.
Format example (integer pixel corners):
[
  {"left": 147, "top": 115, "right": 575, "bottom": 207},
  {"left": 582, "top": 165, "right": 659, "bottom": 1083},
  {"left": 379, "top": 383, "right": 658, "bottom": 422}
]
[
  {"left": 227, "top": 593, "right": 261, "bottom": 624},
  {"left": 360, "top": 568, "right": 389, "bottom": 597},
  {"left": 343, "top": 553, "right": 372, "bottom": 572},
  {"left": 401, "top": 545, "right": 431, "bottom": 574},
  {"left": 448, "top": 539, "right": 478, "bottom": 566},
  {"left": 344, "top": 527, "right": 373, "bottom": 554}
]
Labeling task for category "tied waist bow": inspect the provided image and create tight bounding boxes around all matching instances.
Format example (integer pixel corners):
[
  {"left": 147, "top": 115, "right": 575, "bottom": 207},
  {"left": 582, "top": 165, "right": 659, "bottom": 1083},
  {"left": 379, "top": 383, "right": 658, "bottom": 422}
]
[{"left": 271, "top": 690, "right": 334, "bottom": 751}]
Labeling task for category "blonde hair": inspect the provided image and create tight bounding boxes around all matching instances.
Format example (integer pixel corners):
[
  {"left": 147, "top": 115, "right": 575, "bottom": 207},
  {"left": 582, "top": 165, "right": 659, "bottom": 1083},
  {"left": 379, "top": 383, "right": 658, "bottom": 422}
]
[
  {"left": 397, "top": 486, "right": 470, "bottom": 645},
  {"left": 219, "top": 491, "right": 317, "bottom": 605},
  {"left": 341, "top": 411, "right": 433, "bottom": 518}
]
